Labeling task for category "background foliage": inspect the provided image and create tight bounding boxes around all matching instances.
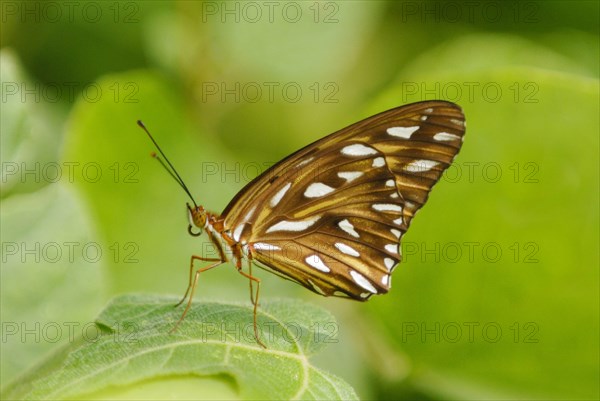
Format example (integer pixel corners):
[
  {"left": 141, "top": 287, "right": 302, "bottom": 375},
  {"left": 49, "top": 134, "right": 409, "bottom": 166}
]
[{"left": 1, "top": 1, "right": 598, "bottom": 400}]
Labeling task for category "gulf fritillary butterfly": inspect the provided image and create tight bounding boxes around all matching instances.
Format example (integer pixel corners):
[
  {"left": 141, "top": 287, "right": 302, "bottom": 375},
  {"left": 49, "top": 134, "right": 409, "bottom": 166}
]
[{"left": 138, "top": 100, "right": 466, "bottom": 347}]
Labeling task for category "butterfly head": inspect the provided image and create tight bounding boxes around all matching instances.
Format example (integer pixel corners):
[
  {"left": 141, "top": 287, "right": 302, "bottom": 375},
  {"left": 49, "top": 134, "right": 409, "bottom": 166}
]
[{"left": 187, "top": 203, "right": 207, "bottom": 236}]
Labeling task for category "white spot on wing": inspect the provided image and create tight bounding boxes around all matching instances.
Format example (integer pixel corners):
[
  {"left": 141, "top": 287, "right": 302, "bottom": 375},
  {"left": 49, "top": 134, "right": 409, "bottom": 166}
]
[
  {"left": 341, "top": 144, "right": 378, "bottom": 156},
  {"left": 450, "top": 118, "right": 465, "bottom": 127},
  {"left": 373, "top": 203, "right": 403, "bottom": 212},
  {"left": 405, "top": 160, "right": 439, "bottom": 173},
  {"left": 296, "top": 156, "right": 315, "bottom": 168},
  {"left": 387, "top": 126, "right": 419, "bottom": 139},
  {"left": 391, "top": 228, "right": 401, "bottom": 238},
  {"left": 394, "top": 217, "right": 404, "bottom": 225},
  {"left": 333, "top": 290, "right": 350, "bottom": 298},
  {"left": 384, "top": 257, "right": 395, "bottom": 271},
  {"left": 382, "top": 275, "right": 389, "bottom": 286},
  {"left": 386, "top": 179, "right": 395, "bottom": 187},
  {"left": 305, "top": 254, "right": 331, "bottom": 273},
  {"left": 335, "top": 242, "right": 360, "bottom": 257},
  {"left": 233, "top": 224, "right": 245, "bottom": 242},
  {"left": 305, "top": 182, "right": 335, "bottom": 198},
  {"left": 385, "top": 244, "right": 398, "bottom": 254},
  {"left": 350, "top": 270, "right": 377, "bottom": 293},
  {"left": 242, "top": 205, "right": 257, "bottom": 223},
  {"left": 338, "top": 219, "right": 359, "bottom": 238},
  {"left": 372, "top": 157, "right": 386, "bottom": 168},
  {"left": 338, "top": 171, "right": 363, "bottom": 183},
  {"left": 253, "top": 243, "right": 281, "bottom": 251},
  {"left": 420, "top": 115, "right": 428, "bottom": 121},
  {"left": 270, "top": 182, "right": 292, "bottom": 208},
  {"left": 434, "top": 132, "right": 461, "bottom": 141},
  {"left": 424, "top": 108, "right": 434, "bottom": 113},
  {"left": 390, "top": 193, "right": 399, "bottom": 198},
  {"left": 266, "top": 215, "right": 321, "bottom": 233}
]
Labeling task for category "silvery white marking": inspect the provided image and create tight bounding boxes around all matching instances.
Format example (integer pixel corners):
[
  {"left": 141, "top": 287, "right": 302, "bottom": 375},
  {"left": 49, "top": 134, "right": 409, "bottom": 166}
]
[
  {"left": 372, "top": 157, "right": 386, "bottom": 168},
  {"left": 295, "top": 156, "right": 315, "bottom": 168},
  {"left": 424, "top": 108, "right": 433, "bottom": 113},
  {"left": 333, "top": 291, "right": 350, "bottom": 298},
  {"left": 233, "top": 224, "right": 245, "bottom": 242},
  {"left": 338, "top": 218, "right": 359, "bottom": 238},
  {"left": 386, "top": 126, "right": 419, "bottom": 139},
  {"left": 360, "top": 292, "right": 371, "bottom": 298},
  {"left": 393, "top": 217, "right": 404, "bottom": 225},
  {"left": 338, "top": 171, "right": 363, "bottom": 183},
  {"left": 242, "top": 205, "right": 257, "bottom": 223},
  {"left": 252, "top": 243, "right": 281, "bottom": 251},
  {"left": 381, "top": 275, "right": 389, "bottom": 286},
  {"left": 391, "top": 228, "right": 401, "bottom": 238},
  {"left": 304, "top": 182, "right": 335, "bottom": 198},
  {"left": 405, "top": 160, "right": 439, "bottom": 173},
  {"left": 350, "top": 270, "right": 378, "bottom": 293},
  {"left": 373, "top": 203, "right": 403, "bottom": 212},
  {"left": 266, "top": 215, "right": 321, "bottom": 233},
  {"left": 384, "top": 257, "right": 395, "bottom": 271},
  {"left": 386, "top": 179, "right": 395, "bottom": 187},
  {"left": 450, "top": 118, "right": 465, "bottom": 127},
  {"left": 434, "top": 132, "right": 461, "bottom": 141},
  {"left": 420, "top": 115, "right": 428, "bottom": 121},
  {"left": 270, "top": 182, "right": 292, "bottom": 208},
  {"left": 341, "top": 143, "right": 378, "bottom": 156},
  {"left": 390, "top": 193, "right": 399, "bottom": 198},
  {"left": 305, "top": 254, "right": 331, "bottom": 272},
  {"left": 385, "top": 244, "right": 398, "bottom": 254},
  {"left": 335, "top": 242, "right": 360, "bottom": 257}
]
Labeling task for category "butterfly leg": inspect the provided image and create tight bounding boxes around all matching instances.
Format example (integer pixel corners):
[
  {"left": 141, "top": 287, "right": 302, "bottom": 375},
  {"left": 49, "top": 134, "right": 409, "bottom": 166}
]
[
  {"left": 175, "top": 255, "right": 222, "bottom": 308},
  {"left": 236, "top": 267, "right": 266, "bottom": 348},
  {"left": 170, "top": 257, "right": 224, "bottom": 333},
  {"left": 175, "top": 229, "right": 228, "bottom": 307},
  {"left": 247, "top": 258, "right": 257, "bottom": 306}
]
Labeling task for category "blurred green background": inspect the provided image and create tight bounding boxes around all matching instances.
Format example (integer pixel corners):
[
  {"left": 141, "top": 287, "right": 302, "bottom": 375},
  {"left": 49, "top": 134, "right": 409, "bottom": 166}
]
[{"left": 1, "top": 1, "right": 598, "bottom": 400}]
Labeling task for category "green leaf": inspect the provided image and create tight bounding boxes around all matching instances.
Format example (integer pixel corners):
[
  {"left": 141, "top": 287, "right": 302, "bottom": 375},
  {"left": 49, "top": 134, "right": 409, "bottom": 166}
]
[
  {"left": 0, "top": 184, "right": 107, "bottom": 385},
  {"left": 2, "top": 295, "right": 358, "bottom": 401},
  {"left": 0, "top": 49, "right": 66, "bottom": 198}
]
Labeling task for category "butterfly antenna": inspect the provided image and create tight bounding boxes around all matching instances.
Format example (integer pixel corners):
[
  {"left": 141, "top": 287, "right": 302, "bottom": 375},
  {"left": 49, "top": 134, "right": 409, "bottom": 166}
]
[{"left": 137, "top": 120, "right": 198, "bottom": 208}]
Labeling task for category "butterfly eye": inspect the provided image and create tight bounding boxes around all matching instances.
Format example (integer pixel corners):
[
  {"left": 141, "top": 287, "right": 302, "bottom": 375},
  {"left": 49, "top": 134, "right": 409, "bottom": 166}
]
[{"left": 187, "top": 204, "right": 206, "bottom": 235}]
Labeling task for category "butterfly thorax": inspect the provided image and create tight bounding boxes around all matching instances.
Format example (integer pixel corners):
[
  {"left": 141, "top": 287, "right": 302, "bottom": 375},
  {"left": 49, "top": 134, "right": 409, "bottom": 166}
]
[{"left": 188, "top": 204, "right": 248, "bottom": 269}]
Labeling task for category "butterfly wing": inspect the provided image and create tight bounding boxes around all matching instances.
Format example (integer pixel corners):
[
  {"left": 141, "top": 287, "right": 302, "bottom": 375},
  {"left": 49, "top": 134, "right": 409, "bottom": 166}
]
[{"left": 220, "top": 100, "right": 465, "bottom": 300}]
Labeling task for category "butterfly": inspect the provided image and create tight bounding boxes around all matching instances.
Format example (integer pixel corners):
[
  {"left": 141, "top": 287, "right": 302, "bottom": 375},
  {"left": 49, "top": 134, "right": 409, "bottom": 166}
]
[{"left": 138, "top": 100, "right": 466, "bottom": 347}]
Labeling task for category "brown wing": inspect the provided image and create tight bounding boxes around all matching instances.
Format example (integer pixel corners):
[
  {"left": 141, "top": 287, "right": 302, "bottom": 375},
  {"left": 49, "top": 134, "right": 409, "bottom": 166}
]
[{"left": 220, "top": 101, "right": 466, "bottom": 300}]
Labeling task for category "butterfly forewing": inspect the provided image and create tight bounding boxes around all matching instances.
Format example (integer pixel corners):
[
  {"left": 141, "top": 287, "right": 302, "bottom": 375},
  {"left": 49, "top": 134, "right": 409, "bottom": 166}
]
[{"left": 221, "top": 101, "right": 465, "bottom": 300}]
